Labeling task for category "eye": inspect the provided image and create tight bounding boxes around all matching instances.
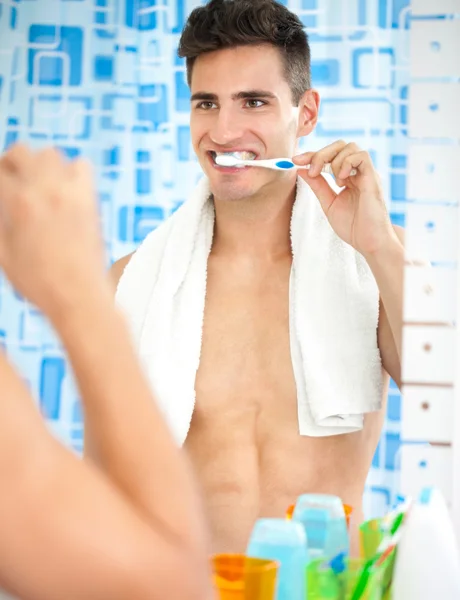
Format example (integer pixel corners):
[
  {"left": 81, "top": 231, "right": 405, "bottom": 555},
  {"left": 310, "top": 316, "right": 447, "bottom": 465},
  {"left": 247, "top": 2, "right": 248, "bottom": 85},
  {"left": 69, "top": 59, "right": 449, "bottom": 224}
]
[
  {"left": 245, "top": 99, "right": 265, "bottom": 108},
  {"left": 196, "top": 101, "right": 217, "bottom": 110}
]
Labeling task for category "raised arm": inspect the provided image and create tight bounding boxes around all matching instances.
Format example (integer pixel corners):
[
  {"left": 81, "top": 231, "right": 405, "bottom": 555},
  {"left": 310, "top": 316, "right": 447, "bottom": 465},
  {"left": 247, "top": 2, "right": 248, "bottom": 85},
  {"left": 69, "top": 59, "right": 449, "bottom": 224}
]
[
  {"left": 83, "top": 251, "right": 132, "bottom": 463},
  {"left": 0, "top": 144, "right": 211, "bottom": 600}
]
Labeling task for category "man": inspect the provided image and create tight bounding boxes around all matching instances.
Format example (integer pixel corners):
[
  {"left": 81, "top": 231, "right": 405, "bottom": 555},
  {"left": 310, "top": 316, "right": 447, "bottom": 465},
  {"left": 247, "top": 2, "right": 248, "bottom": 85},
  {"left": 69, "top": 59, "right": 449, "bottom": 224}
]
[
  {"left": 104, "top": 0, "right": 404, "bottom": 553},
  {"left": 0, "top": 145, "right": 211, "bottom": 599}
]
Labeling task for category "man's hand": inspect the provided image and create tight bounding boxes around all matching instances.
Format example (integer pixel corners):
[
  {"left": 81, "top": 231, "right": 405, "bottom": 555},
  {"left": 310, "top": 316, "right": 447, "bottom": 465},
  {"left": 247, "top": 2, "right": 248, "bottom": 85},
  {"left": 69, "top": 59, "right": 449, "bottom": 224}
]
[
  {"left": 293, "top": 141, "right": 405, "bottom": 382},
  {"left": 293, "top": 140, "right": 398, "bottom": 257},
  {"left": 0, "top": 143, "right": 108, "bottom": 319}
]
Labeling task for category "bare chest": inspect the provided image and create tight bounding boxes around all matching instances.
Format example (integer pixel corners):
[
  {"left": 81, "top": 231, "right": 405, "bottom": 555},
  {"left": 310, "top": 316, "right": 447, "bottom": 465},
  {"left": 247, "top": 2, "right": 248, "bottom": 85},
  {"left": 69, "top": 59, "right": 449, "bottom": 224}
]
[
  {"left": 185, "top": 258, "right": 386, "bottom": 552},
  {"left": 194, "top": 259, "right": 297, "bottom": 422}
]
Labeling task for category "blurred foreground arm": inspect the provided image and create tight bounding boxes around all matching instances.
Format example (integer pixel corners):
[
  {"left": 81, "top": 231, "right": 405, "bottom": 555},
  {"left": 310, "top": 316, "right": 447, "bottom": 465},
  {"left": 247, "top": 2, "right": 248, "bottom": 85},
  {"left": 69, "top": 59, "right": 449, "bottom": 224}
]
[
  {"left": 0, "top": 144, "right": 211, "bottom": 600},
  {"left": 0, "top": 352, "right": 204, "bottom": 600}
]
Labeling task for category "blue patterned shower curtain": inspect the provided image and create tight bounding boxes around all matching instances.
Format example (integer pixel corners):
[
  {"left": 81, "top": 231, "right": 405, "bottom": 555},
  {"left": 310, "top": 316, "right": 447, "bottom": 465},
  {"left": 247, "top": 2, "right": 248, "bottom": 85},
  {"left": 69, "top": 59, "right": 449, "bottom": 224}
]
[{"left": 0, "top": 0, "right": 410, "bottom": 518}]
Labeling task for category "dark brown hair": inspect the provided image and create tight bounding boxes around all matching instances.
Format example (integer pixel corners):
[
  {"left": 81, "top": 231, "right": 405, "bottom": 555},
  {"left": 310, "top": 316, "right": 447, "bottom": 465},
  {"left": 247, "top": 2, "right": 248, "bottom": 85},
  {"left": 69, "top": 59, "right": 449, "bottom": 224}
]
[{"left": 178, "top": 0, "right": 311, "bottom": 105}]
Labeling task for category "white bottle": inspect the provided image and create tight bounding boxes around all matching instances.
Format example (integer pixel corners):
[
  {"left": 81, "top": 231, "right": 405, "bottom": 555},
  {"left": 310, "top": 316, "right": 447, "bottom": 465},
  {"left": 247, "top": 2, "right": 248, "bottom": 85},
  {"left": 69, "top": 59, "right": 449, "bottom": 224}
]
[{"left": 392, "top": 488, "right": 460, "bottom": 600}]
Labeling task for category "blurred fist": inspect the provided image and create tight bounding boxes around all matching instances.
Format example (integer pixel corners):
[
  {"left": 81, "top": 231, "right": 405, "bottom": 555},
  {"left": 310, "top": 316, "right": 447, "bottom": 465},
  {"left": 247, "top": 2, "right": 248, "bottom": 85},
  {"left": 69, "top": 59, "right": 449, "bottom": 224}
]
[{"left": 0, "top": 144, "right": 107, "bottom": 317}]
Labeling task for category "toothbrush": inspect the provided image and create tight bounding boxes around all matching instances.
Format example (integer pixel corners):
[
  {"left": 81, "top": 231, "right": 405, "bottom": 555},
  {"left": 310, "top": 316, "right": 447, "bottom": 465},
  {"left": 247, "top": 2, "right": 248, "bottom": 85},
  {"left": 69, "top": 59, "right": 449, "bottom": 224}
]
[{"left": 215, "top": 154, "right": 358, "bottom": 176}]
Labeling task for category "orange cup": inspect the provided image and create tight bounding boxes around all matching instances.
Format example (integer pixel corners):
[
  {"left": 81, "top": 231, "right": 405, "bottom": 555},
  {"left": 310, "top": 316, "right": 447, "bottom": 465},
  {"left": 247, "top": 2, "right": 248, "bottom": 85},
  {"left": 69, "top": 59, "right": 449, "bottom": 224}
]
[
  {"left": 286, "top": 502, "right": 353, "bottom": 528},
  {"left": 212, "top": 553, "right": 279, "bottom": 600}
]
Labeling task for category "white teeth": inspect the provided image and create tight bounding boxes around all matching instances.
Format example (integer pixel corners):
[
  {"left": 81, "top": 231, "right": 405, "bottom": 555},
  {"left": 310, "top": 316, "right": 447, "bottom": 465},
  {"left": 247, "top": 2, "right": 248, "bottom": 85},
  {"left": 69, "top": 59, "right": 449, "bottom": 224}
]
[{"left": 215, "top": 151, "right": 256, "bottom": 161}]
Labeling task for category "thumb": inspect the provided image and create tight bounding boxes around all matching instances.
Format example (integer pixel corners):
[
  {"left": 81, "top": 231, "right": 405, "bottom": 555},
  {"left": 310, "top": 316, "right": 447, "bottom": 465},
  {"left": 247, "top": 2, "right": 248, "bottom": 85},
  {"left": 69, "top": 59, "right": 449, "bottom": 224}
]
[{"left": 298, "top": 169, "right": 337, "bottom": 214}]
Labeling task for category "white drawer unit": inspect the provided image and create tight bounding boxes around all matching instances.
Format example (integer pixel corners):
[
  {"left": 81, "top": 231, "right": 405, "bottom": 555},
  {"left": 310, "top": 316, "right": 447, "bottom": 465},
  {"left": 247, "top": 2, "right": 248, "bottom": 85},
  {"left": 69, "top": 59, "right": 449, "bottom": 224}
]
[
  {"left": 405, "top": 204, "right": 458, "bottom": 263},
  {"left": 407, "top": 0, "right": 460, "bottom": 543},
  {"left": 400, "top": 443, "right": 453, "bottom": 504},
  {"left": 407, "top": 144, "right": 460, "bottom": 203},
  {"left": 401, "top": 385, "right": 454, "bottom": 443},
  {"left": 411, "top": 0, "right": 460, "bottom": 15},
  {"left": 409, "top": 83, "right": 460, "bottom": 139},
  {"left": 402, "top": 325, "right": 455, "bottom": 385},
  {"left": 410, "top": 20, "right": 460, "bottom": 78},
  {"left": 404, "top": 265, "right": 457, "bottom": 324}
]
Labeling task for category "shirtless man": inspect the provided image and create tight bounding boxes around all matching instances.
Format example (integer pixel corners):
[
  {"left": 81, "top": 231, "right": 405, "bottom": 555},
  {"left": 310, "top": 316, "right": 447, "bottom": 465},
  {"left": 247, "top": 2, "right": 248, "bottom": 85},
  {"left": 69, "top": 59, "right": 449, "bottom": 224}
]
[
  {"left": 103, "top": 0, "right": 404, "bottom": 553},
  {"left": 0, "top": 145, "right": 211, "bottom": 600}
]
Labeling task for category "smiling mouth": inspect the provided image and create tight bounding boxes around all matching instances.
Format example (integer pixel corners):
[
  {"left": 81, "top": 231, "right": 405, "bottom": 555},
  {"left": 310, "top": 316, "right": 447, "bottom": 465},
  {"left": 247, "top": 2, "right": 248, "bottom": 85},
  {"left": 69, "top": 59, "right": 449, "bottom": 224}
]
[{"left": 209, "top": 150, "right": 257, "bottom": 166}]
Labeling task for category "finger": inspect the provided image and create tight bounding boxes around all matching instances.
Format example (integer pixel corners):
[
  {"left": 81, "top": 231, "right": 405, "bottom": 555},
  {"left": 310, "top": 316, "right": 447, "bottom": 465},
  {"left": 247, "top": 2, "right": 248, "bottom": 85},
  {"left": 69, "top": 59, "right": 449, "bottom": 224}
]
[
  {"left": 338, "top": 150, "right": 372, "bottom": 180},
  {"left": 330, "top": 143, "right": 361, "bottom": 179},
  {"left": 306, "top": 139, "right": 348, "bottom": 177},
  {"left": 292, "top": 151, "right": 315, "bottom": 167},
  {"left": 0, "top": 143, "right": 35, "bottom": 179},
  {"left": 70, "top": 156, "right": 93, "bottom": 181},
  {"left": 298, "top": 168, "right": 337, "bottom": 214},
  {"left": 67, "top": 158, "right": 96, "bottom": 205},
  {"left": 292, "top": 140, "right": 348, "bottom": 170},
  {"left": 0, "top": 163, "right": 34, "bottom": 230},
  {"left": 36, "top": 147, "right": 66, "bottom": 179}
]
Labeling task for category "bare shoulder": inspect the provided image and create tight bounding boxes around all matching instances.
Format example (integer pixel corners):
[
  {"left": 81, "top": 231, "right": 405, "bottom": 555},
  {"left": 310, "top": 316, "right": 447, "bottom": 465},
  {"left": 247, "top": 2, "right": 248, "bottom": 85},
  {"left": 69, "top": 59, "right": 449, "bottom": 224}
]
[{"left": 109, "top": 252, "right": 135, "bottom": 292}]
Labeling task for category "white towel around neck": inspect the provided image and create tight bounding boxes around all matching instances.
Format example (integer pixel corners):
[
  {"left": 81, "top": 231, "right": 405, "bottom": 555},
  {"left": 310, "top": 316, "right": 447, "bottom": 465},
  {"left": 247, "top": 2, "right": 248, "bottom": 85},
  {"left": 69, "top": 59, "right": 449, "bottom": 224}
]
[{"left": 116, "top": 176, "right": 383, "bottom": 446}]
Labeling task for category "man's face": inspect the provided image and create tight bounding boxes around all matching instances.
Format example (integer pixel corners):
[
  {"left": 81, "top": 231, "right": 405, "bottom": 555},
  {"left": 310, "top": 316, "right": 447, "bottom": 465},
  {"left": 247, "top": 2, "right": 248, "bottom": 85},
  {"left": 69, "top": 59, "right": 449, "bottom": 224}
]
[{"left": 189, "top": 45, "right": 310, "bottom": 202}]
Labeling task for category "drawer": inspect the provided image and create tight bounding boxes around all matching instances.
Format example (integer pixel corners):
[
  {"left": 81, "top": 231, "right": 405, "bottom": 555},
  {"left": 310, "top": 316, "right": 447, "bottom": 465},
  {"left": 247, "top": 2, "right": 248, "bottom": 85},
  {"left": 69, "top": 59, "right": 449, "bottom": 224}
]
[
  {"left": 410, "top": 20, "right": 460, "bottom": 78},
  {"left": 401, "top": 385, "right": 454, "bottom": 443},
  {"left": 400, "top": 443, "right": 452, "bottom": 504},
  {"left": 404, "top": 264, "right": 457, "bottom": 323},
  {"left": 407, "top": 144, "right": 460, "bottom": 203},
  {"left": 402, "top": 325, "right": 455, "bottom": 384},
  {"left": 409, "top": 83, "right": 460, "bottom": 139},
  {"left": 405, "top": 203, "right": 458, "bottom": 263}
]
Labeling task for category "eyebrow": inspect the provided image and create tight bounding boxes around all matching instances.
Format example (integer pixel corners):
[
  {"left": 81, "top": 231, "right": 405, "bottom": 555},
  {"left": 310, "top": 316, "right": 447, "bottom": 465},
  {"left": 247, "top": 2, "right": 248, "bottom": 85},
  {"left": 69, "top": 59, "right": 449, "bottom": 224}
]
[{"left": 190, "top": 90, "right": 277, "bottom": 102}]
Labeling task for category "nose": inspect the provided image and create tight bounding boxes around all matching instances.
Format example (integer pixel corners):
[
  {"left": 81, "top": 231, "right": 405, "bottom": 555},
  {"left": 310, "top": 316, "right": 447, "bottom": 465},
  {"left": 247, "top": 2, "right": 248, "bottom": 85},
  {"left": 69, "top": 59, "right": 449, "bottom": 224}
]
[{"left": 209, "top": 105, "right": 245, "bottom": 147}]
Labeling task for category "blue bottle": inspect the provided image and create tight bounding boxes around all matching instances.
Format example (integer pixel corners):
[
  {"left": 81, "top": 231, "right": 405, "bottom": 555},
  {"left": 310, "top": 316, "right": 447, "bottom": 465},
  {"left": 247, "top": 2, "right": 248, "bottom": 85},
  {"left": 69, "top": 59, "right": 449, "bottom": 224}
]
[
  {"left": 292, "top": 494, "right": 349, "bottom": 560},
  {"left": 247, "top": 518, "right": 308, "bottom": 600}
]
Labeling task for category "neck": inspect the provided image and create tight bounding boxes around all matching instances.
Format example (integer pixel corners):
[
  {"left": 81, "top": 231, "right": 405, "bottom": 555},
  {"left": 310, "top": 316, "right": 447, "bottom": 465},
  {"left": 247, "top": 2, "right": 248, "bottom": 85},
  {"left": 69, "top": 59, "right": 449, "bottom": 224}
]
[{"left": 211, "top": 180, "right": 297, "bottom": 262}]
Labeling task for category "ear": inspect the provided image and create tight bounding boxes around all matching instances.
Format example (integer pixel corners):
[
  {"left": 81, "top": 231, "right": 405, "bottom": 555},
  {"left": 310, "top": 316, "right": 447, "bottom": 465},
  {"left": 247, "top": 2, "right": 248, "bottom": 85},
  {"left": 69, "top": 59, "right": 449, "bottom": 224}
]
[{"left": 296, "top": 89, "right": 320, "bottom": 137}]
